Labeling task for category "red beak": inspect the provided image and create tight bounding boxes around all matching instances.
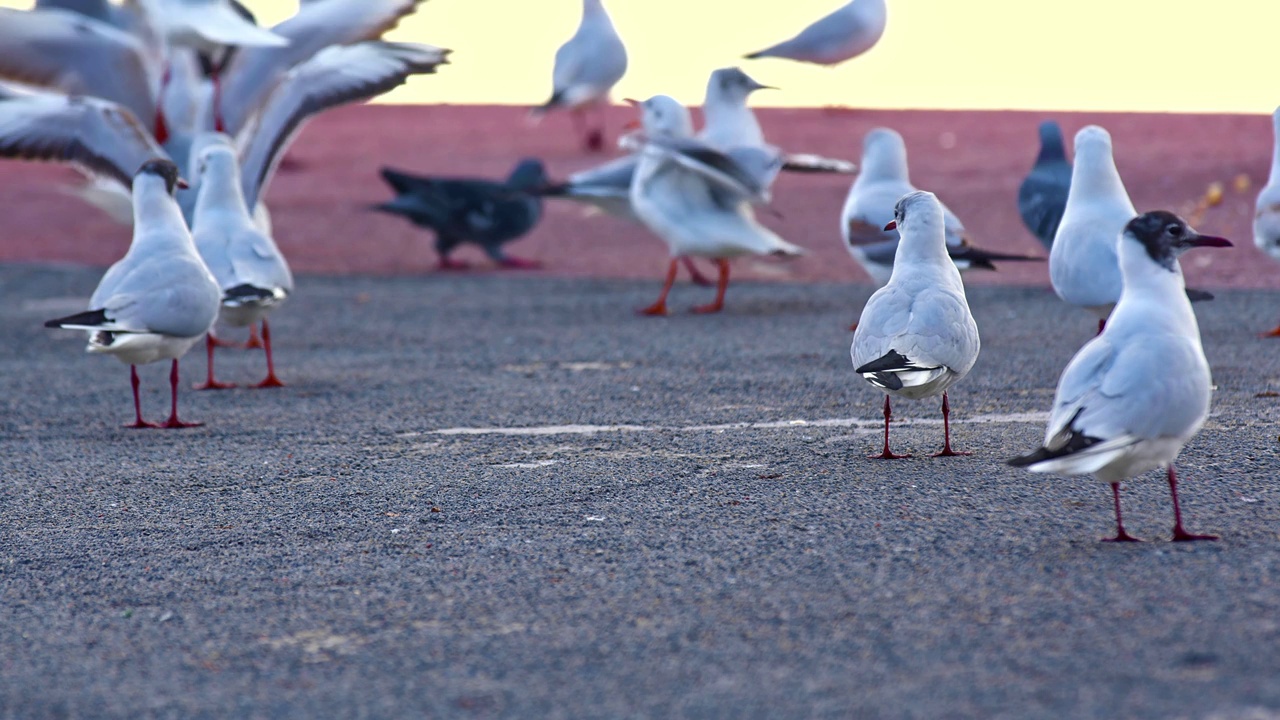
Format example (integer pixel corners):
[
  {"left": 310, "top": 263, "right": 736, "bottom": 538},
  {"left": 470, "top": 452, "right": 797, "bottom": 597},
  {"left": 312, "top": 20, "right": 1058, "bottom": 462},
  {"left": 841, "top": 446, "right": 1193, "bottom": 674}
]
[
  {"left": 1187, "top": 234, "right": 1232, "bottom": 248},
  {"left": 883, "top": 220, "right": 897, "bottom": 231}
]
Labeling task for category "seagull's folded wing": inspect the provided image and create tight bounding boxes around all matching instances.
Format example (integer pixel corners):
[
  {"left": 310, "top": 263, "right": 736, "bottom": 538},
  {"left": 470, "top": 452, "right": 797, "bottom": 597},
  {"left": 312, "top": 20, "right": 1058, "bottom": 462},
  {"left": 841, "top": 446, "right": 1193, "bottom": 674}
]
[
  {"left": 642, "top": 136, "right": 772, "bottom": 204},
  {"left": 236, "top": 40, "right": 449, "bottom": 210},
  {"left": 0, "top": 92, "right": 167, "bottom": 188}
]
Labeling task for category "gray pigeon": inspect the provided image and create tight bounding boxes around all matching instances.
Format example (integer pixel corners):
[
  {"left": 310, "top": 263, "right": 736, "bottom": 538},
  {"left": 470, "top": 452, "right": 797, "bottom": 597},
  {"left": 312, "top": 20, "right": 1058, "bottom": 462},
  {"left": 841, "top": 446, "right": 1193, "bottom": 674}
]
[
  {"left": 374, "top": 158, "right": 550, "bottom": 269},
  {"left": 1017, "top": 120, "right": 1071, "bottom": 250}
]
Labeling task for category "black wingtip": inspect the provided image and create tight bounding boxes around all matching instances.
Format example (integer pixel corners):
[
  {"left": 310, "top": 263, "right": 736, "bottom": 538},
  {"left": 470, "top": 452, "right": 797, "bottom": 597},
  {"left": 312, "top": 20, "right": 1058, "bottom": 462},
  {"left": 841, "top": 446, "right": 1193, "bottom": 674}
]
[
  {"left": 44, "top": 308, "right": 108, "bottom": 328},
  {"left": 1185, "top": 288, "right": 1215, "bottom": 303},
  {"left": 854, "top": 349, "right": 911, "bottom": 375},
  {"left": 1007, "top": 448, "right": 1052, "bottom": 468}
]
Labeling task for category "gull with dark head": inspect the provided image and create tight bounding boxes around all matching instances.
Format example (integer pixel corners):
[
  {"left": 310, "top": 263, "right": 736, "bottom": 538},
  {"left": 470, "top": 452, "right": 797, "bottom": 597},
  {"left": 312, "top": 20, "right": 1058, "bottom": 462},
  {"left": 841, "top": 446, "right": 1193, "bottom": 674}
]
[
  {"left": 44, "top": 159, "right": 221, "bottom": 428},
  {"left": 851, "top": 190, "right": 980, "bottom": 459},
  {"left": 1011, "top": 211, "right": 1231, "bottom": 542}
]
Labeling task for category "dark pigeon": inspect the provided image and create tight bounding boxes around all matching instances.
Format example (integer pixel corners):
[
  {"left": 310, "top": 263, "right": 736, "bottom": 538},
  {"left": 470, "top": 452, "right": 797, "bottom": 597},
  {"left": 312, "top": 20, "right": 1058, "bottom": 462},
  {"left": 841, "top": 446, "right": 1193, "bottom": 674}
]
[
  {"left": 1017, "top": 120, "right": 1072, "bottom": 250},
  {"left": 373, "top": 158, "right": 549, "bottom": 270}
]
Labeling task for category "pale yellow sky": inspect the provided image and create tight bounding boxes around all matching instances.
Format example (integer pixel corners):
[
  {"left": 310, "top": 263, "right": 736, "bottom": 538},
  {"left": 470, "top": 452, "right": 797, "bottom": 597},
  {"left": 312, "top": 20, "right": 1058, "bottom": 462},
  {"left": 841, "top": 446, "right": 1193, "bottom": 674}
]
[{"left": 4, "top": 0, "right": 1276, "bottom": 113}]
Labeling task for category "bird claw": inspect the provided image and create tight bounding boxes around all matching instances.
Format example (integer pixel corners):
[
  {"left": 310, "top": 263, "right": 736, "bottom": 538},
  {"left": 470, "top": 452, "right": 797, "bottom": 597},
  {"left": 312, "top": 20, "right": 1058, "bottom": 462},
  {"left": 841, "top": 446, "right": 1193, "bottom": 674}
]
[
  {"left": 867, "top": 451, "right": 911, "bottom": 460},
  {"left": 193, "top": 380, "right": 237, "bottom": 391},
  {"left": 1171, "top": 528, "right": 1218, "bottom": 542},
  {"left": 1101, "top": 531, "right": 1144, "bottom": 543},
  {"left": 637, "top": 303, "right": 669, "bottom": 317},
  {"left": 690, "top": 303, "right": 724, "bottom": 314},
  {"left": 124, "top": 419, "right": 161, "bottom": 429},
  {"left": 254, "top": 375, "right": 286, "bottom": 389}
]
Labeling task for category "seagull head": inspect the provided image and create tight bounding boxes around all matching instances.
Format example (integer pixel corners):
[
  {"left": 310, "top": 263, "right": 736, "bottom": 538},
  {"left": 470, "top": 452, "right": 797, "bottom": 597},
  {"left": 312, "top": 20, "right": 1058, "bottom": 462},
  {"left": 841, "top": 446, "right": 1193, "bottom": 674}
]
[
  {"left": 859, "top": 127, "right": 909, "bottom": 181},
  {"left": 1072, "top": 125, "right": 1114, "bottom": 163},
  {"left": 1124, "top": 211, "right": 1231, "bottom": 272},
  {"left": 193, "top": 133, "right": 238, "bottom": 179},
  {"left": 886, "top": 190, "right": 943, "bottom": 235},
  {"left": 632, "top": 95, "right": 693, "bottom": 138},
  {"left": 705, "top": 67, "right": 775, "bottom": 107},
  {"left": 136, "top": 158, "right": 187, "bottom": 196}
]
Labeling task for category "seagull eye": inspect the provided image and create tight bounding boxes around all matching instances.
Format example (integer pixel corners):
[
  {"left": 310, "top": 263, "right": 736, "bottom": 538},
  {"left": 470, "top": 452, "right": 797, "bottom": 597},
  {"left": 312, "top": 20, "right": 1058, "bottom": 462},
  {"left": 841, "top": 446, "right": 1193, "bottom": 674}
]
[{"left": 1166, "top": 223, "right": 1183, "bottom": 238}]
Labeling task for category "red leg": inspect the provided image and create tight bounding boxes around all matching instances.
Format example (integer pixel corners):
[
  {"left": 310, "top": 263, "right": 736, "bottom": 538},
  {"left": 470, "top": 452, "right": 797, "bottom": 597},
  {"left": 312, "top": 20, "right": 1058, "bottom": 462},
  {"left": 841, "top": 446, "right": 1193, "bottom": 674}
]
[
  {"left": 931, "top": 392, "right": 971, "bottom": 457},
  {"left": 868, "top": 395, "right": 910, "bottom": 459},
  {"left": 638, "top": 259, "right": 679, "bottom": 316},
  {"left": 211, "top": 71, "right": 225, "bottom": 133},
  {"left": 437, "top": 256, "right": 470, "bottom": 271},
  {"left": 243, "top": 324, "right": 264, "bottom": 349},
  {"left": 681, "top": 257, "right": 715, "bottom": 287},
  {"left": 582, "top": 107, "right": 605, "bottom": 152},
  {"left": 253, "top": 318, "right": 285, "bottom": 388},
  {"left": 1168, "top": 465, "right": 1218, "bottom": 541},
  {"left": 162, "top": 360, "right": 203, "bottom": 428},
  {"left": 153, "top": 63, "right": 171, "bottom": 144},
  {"left": 125, "top": 365, "right": 159, "bottom": 429},
  {"left": 193, "top": 333, "right": 236, "bottom": 390},
  {"left": 1259, "top": 322, "right": 1280, "bottom": 338},
  {"left": 691, "top": 259, "right": 730, "bottom": 314},
  {"left": 1096, "top": 318, "right": 1106, "bottom": 335},
  {"left": 1102, "top": 482, "right": 1143, "bottom": 542},
  {"left": 206, "top": 331, "right": 240, "bottom": 349},
  {"left": 498, "top": 256, "right": 543, "bottom": 270}
]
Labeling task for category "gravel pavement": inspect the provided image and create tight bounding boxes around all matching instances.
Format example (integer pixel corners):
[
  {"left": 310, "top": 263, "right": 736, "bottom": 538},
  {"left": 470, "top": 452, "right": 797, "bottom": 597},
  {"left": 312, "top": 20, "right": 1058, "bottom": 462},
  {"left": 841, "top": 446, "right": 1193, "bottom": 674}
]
[{"left": 2, "top": 264, "right": 1280, "bottom": 719}]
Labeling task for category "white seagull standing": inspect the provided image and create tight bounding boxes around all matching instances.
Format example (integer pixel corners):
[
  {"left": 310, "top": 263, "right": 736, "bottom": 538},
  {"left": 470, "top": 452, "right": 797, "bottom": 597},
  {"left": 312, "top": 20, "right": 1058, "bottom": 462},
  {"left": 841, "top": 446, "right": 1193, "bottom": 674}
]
[
  {"left": 1253, "top": 106, "right": 1280, "bottom": 337},
  {"left": 745, "top": 0, "right": 887, "bottom": 66},
  {"left": 851, "top": 190, "right": 980, "bottom": 459},
  {"left": 44, "top": 159, "right": 221, "bottom": 428},
  {"left": 1049, "top": 125, "right": 1137, "bottom": 334},
  {"left": 1010, "top": 211, "right": 1231, "bottom": 542},
  {"left": 534, "top": 0, "right": 628, "bottom": 152},
  {"left": 842, "top": 127, "right": 1042, "bottom": 287},
  {"left": 627, "top": 95, "right": 805, "bottom": 316},
  {"left": 190, "top": 133, "right": 294, "bottom": 390}
]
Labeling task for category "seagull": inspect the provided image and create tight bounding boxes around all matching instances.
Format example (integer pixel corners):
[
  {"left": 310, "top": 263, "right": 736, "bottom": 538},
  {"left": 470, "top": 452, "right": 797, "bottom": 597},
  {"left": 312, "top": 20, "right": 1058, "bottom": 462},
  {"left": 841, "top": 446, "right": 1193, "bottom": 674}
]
[
  {"left": 745, "top": 0, "right": 887, "bottom": 66},
  {"left": 1018, "top": 120, "right": 1071, "bottom": 250},
  {"left": 1254, "top": 106, "right": 1280, "bottom": 337},
  {"left": 373, "top": 158, "right": 550, "bottom": 270},
  {"left": 135, "top": 0, "right": 288, "bottom": 55},
  {"left": 842, "top": 127, "right": 1042, "bottom": 287},
  {"left": 0, "top": 40, "right": 449, "bottom": 227},
  {"left": 190, "top": 133, "right": 294, "bottom": 390},
  {"left": 627, "top": 94, "right": 805, "bottom": 316},
  {"left": 1009, "top": 211, "right": 1231, "bottom": 542},
  {"left": 699, "top": 67, "right": 858, "bottom": 177},
  {"left": 1049, "top": 125, "right": 1135, "bottom": 334},
  {"left": 44, "top": 159, "right": 221, "bottom": 428},
  {"left": 533, "top": 0, "right": 628, "bottom": 152},
  {"left": 851, "top": 190, "right": 980, "bottom": 459}
]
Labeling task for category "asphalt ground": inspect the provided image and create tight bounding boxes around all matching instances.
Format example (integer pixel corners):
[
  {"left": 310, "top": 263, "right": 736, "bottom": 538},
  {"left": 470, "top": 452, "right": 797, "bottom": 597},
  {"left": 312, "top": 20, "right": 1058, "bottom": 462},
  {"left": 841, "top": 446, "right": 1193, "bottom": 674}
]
[{"left": 2, "top": 264, "right": 1280, "bottom": 719}]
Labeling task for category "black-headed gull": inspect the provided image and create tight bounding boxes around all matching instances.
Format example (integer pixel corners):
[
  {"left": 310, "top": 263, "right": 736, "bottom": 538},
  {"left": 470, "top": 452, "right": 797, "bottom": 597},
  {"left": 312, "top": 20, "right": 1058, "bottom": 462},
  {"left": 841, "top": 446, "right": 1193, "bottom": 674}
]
[
  {"left": 842, "top": 127, "right": 1042, "bottom": 287},
  {"left": 1018, "top": 120, "right": 1071, "bottom": 250},
  {"left": 373, "top": 159, "right": 550, "bottom": 270},
  {"left": 851, "top": 191, "right": 980, "bottom": 459},
  {"left": 627, "top": 95, "right": 804, "bottom": 316},
  {"left": 190, "top": 133, "right": 294, "bottom": 389},
  {"left": 534, "top": 0, "right": 627, "bottom": 152},
  {"left": 44, "top": 159, "right": 220, "bottom": 428},
  {"left": 1010, "top": 211, "right": 1231, "bottom": 542},
  {"left": 745, "top": 0, "right": 886, "bottom": 66},
  {"left": 1254, "top": 106, "right": 1280, "bottom": 337}
]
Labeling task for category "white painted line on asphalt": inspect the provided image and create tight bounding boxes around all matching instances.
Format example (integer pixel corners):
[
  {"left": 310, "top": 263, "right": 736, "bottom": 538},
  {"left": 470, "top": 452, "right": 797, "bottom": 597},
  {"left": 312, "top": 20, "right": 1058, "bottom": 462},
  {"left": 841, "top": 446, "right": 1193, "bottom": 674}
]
[{"left": 432, "top": 411, "right": 1048, "bottom": 437}]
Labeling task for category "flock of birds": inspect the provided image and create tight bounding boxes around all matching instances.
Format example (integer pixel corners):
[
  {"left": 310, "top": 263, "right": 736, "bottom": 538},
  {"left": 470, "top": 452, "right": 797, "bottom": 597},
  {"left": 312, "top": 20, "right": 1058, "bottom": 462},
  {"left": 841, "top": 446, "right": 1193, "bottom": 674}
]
[{"left": 0, "top": 0, "right": 1277, "bottom": 543}]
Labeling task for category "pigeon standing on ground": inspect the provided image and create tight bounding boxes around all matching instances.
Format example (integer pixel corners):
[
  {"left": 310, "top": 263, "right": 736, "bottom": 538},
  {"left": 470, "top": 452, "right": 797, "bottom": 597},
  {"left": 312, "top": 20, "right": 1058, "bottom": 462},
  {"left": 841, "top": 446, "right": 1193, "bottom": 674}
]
[
  {"left": 1010, "top": 211, "right": 1231, "bottom": 542},
  {"left": 851, "top": 191, "right": 980, "bottom": 459},
  {"left": 533, "top": 0, "right": 627, "bottom": 152},
  {"left": 745, "top": 0, "right": 887, "bottom": 66},
  {"left": 44, "top": 159, "right": 220, "bottom": 428},
  {"left": 627, "top": 94, "right": 805, "bottom": 316},
  {"left": 1018, "top": 120, "right": 1072, "bottom": 250},
  {"left": 190, "top": 134, "right": 293, "bottom": 390},
  {"left": 1253, "top": 106, "right": 1280, "bottom": 337},
  {"left": 374, "top": 159, "right": 550, "bottom": 270},
  {"left": 842, "top": 127, "right": 1042, "bottom": 287}
]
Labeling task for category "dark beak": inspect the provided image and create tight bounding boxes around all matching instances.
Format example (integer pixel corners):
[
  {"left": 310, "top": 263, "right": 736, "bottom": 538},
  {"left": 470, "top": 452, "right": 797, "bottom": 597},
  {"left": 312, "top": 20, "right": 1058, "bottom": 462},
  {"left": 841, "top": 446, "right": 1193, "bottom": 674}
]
[
  {"left": 1185, "top": 233, "right": 1232, "bottom": 248},
  {"left": 176, "top": 177, "right": 190, "bottom": 190},
  {"left": 883, "top": 220, "right": 897, "bottom": 231}
]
